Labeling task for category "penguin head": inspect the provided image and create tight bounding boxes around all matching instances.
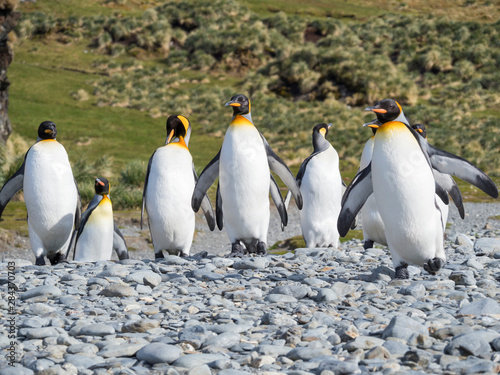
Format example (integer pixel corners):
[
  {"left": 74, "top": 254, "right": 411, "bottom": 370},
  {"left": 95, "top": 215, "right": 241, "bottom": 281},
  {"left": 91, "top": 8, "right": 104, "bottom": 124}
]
[
  {"left": 365, "top": 99, "right": 409, "bottom": 125},
  {"left": 166, "top": 114, "right": 191, "bottom": 146},
  {"left": 38, "top": 121, "right": 57, "bottom": 140},
  {"left": 411, "top": 123, "right": 427, "bottom": 139},
  {"left": 225, "top": 94, "right": 251, "bottom": 116},
  {"left": 312, "top": 123, "right": 332, "bottom": 152},
  {"left": 363, "top": 118, "right": 381, "bottom": 135},
  {"left": 95, "top": 177, "right": 110, "bottom": 196}
]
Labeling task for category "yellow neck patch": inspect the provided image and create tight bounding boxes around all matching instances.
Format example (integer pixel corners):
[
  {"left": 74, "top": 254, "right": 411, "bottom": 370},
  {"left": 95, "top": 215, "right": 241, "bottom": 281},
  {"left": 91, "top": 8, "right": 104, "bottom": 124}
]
[
  {"left": 377, "top": 120, "right": 409, "bottom": 137},
  {"left": 319, "top": 128, "right": 327, "bottom": 138},
  {"left": 168, "top": 136, "right": 188, "bottom": 150},
  {"left": 230, "top": 115, "right": 253, "bottom": 127}
]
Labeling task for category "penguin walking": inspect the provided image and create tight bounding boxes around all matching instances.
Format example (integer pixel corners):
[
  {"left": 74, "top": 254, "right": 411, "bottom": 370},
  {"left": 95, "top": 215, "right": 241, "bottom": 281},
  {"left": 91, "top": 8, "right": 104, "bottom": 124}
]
[
  {"left": 142, "top": 115, "right": 215, "bottom": 258},
  {"left": 192, "top": 94, "right": 302, "bottom": 257},
  {"left": 0, "top": 121, "right": 81, "bottom": 265},
  {"left": 73, "top": 177, "right": 128, "bottom": 262},
  {"left": 339, "top": 99, "right": 498, "bottom": 278},
  {"left": 287, "top": 123, "right": 343, "bottom": 248},
  {"left": 359, "top": 121, "right": 464, "bottom": 249}
]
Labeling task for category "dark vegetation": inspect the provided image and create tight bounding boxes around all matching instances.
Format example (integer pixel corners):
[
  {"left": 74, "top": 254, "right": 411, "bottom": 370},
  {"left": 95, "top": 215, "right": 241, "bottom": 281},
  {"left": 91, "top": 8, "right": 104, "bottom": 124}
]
[{"left": 1, "top": 0, "right": 499, "bottom": 211}]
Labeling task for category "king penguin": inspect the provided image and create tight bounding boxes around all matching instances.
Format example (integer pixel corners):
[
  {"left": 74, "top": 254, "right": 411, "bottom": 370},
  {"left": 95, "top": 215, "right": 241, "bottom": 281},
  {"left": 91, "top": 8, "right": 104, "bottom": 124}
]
[
  {"left": 338, "top": 99, "right": 498, "bottom": 278},
  {"left": 358, "top": 120, "right": 387, "bottom": 250},
  {"left": 142, "top": 114, "right": 215, "bottom": 258},
  {"left": 0, "top": 121, "right": 81, "bottom": 265},
  {"left": 290, "top": 123, "right": 343, "bottom": 248},
  {"left": 73, "top": 177, "right": 128, "bottom": 262},
  {"left": 192, "top": 94, "right": 302, "bottom": 257}
]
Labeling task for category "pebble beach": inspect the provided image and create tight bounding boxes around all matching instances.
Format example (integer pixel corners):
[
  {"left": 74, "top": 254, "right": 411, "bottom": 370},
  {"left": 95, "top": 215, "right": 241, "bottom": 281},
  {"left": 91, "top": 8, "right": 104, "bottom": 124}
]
[{"left": 1, "top": 202, "right": 500, "bottom": 375}]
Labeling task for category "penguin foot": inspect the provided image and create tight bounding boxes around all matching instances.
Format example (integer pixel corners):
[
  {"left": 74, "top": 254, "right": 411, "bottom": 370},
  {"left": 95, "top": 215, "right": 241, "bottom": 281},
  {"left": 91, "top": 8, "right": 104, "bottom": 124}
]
[
  {"left": 48, "top": 252, "right": 66, "bottom": 265},
  {"left": 155, "top": 252, "right": 165, "bottom": 260},
  {"left": 363, "top": 240, "right": 374, "bottom": 250},
  {"left": 228, "top": 242, "right": 246, "bottom": 257},
  {"left": 395, "top": 263, "right": 409, "bottom": 279},
  {"left": 423, "top": 257, "right": 445, "bottom": 275},
  {"left": 35, "top": 256, "right": 46, "bottom": 266},
  {"left": 256, "top": 241, "right": 267, "bottom": 256}
]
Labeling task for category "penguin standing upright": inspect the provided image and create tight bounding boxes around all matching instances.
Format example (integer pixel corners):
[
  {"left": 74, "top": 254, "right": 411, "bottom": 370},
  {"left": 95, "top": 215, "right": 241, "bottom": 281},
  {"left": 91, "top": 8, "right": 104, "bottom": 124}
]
[
  {"left": 0, "top": 121, "right": 81, "bottom": 265},
  {"left": 358, "top": 120, "right": 387, "bottom": 250},
  {"left": 292, "top": 123, "right": 343, "bottom": 248},
  {"left": 142, "top": 115, "right": 215, "bottom": 258},
  {"left": 339, "top": 99, "right": 498, "bottom": 278},
  {"left": 73, "top": 177, "right": 128, "bottom": 262},
  {"left": 192, "top": 94, "right": 302, "bottom": 257}
]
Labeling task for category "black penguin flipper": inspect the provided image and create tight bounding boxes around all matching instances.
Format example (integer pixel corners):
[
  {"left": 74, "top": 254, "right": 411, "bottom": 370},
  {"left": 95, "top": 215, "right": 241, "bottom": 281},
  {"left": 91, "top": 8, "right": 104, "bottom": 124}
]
[
  {"left": 113, "top": 222, "right": 129, "bottom": 260},
  {"left": 215, "top": 182, "right": 223, "bottom": 231},
  {"left": 73, "top": 178, "right": 82, "bottom": 229},
  {"left": 0, "top": 157, "right": 26, "bottom": 218},
  {"left": 295, "top": 153, "right": 315, "bottom": 188},
  {"left": 200, "top": 195, "right": 216, "bottom": 231},
  {"left": 269, "top": 174, "right": 288, "bottom": 231},
  {"left": 75, "top": 194, "right": 102, "bottom": 246},
  {"left": 259, "top": 133, "right": 303, "bottom": 210},
  {"left": 338, "top": 164, "right": 373, "bottom": 237},
  {"left": 435, "top": 181, "right": 449, "bottom": 205},
  {"left": 424, "top": 142, "right": 498, "bottom": 199},
  {"left": 141, "top": 151, "right": 156, "bottom": 230},
  {"left": 65, "top": 229, "right": 78, "bottom": 261},
  {"left": 193, "top": 164, "right": 216, "bottom": 231},
  {"left": 192, "top": 149, "right": 220, "bottom": 212},
  {"left": 432, "top": 170, "right": 465, "bottom": 219}
]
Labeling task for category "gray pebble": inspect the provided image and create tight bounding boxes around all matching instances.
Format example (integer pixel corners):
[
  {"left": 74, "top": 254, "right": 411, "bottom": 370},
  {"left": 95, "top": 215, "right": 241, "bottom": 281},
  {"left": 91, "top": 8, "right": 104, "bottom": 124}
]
[
  {"left": 99, "top": 284, "right": 138, "bottom": 297},
  {"left": 382, "top": 315, "right": 428, "bottom": 343},
  {"left": 172, "top": 354, "right": 227, "bottom": 369},
  {"left": 459, "top": 298, "right": 500, "bottom": 316},
  {"left": 73, "top": 324, "right": 115, "bottom": 337},
  {"left": 20, "top": 285, "right": 62, "bottom": 300},
  {"left": 136, "top": 343, "right": 182, "bottom": 365},
  {"left": 473, "top": 238, "right": 500, "bottom": 255}
]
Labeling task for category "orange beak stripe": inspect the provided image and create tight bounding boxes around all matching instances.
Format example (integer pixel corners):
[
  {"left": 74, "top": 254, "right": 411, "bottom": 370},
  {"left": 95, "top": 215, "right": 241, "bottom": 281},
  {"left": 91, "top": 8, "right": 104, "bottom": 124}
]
[
  {"left": 229, "top": 103, "right": 241, "bottom": 107},
  {"left": 372, "top": 108, "right": 387, "bottom": 114},
  {"left": 98, "top": 180, "right": 105, "bottom": 186},
  {"left": 368, "top": 124, "right": 380, "bottom": 129},
  {"left": 167, "top": 129, "right": 175, "bottom": 144}
]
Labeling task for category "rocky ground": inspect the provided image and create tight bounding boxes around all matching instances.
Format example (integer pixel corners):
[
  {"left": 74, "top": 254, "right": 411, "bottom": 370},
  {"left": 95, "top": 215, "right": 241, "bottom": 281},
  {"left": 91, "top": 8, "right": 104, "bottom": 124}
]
[{"left": 0, "top": 203, "right": 499, "bottom": 375}]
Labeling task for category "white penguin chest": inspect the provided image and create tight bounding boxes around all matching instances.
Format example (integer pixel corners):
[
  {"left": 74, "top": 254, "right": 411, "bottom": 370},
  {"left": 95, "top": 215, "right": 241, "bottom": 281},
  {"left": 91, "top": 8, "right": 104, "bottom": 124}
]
[
  {"left": 146, "top": 145, "right": 195, "bottom": 206},
  {"left": 220, "top": 125, "right": 270, "bottom": 190},
  {"left": 24, "top": 140, "right": 77, "bottom": 219}
]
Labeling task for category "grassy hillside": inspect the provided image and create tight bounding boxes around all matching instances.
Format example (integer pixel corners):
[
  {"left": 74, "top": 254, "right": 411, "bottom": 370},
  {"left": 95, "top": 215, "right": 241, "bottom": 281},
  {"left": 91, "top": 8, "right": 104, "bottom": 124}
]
[{"left": 1, "top": 0, "right": 499, "bottom": 216}]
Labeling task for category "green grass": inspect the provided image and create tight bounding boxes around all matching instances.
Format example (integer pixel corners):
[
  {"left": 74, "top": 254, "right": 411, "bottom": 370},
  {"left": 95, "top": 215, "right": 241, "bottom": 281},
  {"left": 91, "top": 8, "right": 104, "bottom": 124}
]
[{"left": 0, "top": 201, "right": 28, "bottom": 237}]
